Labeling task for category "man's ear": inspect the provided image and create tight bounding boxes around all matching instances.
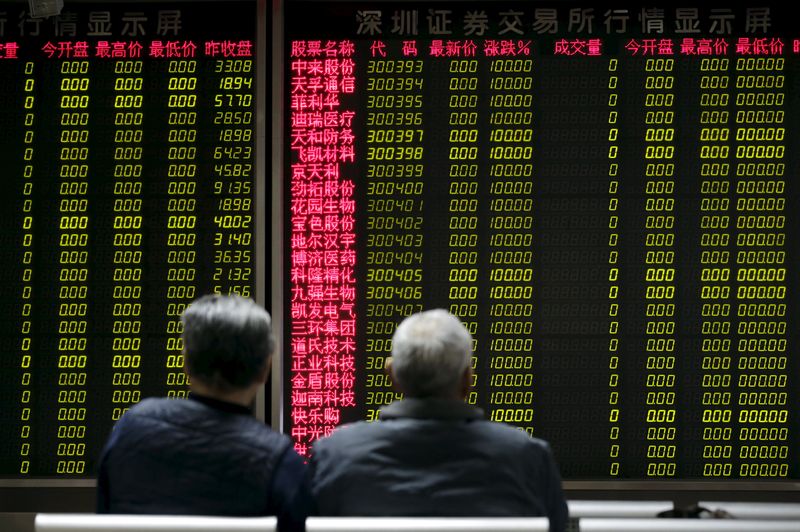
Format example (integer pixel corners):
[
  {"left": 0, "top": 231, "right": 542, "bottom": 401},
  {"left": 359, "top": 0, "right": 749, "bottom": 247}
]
[
  {"left": 385, "top": 356, "right": 403, "bottom": 393},
  {"left": 459, "top": 366, "right": 473, "bottom": 400},
  {"left": 257, "top": 354, "right": 272, "bottom": 383},
  {"left": 181, "top": 356, "right": 195, "bottom": 387}
]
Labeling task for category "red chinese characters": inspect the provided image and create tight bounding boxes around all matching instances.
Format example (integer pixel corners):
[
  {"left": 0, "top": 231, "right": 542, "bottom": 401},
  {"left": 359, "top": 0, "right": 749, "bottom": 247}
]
[
  {"left": 553, "top": 38, "right": 603, "bottom": 56},
  {"left": 0, "top": 42, "right": 19, "bottom": 59},
  {"left": 289, "top": 40, "right": 357, "bottom": 456},
  {"left": 34, "top": 40, "right": 245, "bottom": 59}
]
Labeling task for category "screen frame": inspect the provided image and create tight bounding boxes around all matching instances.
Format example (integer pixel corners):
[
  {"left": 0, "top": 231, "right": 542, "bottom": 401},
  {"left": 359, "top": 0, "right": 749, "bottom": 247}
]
[{"left": 274, "top": 0, "right": 800, "bottom": 495}]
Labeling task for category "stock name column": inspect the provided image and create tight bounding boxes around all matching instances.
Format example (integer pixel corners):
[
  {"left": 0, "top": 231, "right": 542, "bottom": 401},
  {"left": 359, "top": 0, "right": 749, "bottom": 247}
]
[{"left": 288, "top": 40, "right": 358, "bottom": 455}]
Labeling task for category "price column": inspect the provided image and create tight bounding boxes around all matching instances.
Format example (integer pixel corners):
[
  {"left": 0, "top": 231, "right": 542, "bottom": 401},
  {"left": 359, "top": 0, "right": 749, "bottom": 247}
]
[
  {"left": 210, "top": 57, "right": 255, "bottom": 299},
  {"left": 486, "top": 57, "right": 535, "bottom": 432},
  {"left": 445, "top": 57, "right": 480, "bottom": 405},
  {"left": 733, "top": 55, "right": 789, "bottom": 478},
  {"left": 110, "top": 59, "right": 145, "bottom": 421},
  {"left": 163, "top": 58, "right": 200, "bottom": 398},
  {"left": 55, "top": 59, "right": 91, "bottom": 476},
  {"left": 641, "top": 57, "right": 677, "bottom": 477},
  {"left": 363, "top": 55, "right": 424, "bottom": 417},
  {"left": 697, "top": 56, "right": 734, "bottom": 477}
]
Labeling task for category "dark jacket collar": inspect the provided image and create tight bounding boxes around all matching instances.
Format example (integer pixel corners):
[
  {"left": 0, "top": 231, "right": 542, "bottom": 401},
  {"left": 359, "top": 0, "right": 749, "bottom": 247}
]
[
  {"left": 379, "top": 398, "right": 484, "bottom": 421},
  {"left": 188, "top": 392, "right": 252, "bottom": 416}
]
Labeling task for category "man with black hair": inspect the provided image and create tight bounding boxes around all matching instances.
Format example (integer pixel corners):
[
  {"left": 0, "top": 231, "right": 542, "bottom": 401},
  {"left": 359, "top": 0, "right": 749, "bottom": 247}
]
[{"left": 97, "top": 295, "right": 311, "bottom": 531}]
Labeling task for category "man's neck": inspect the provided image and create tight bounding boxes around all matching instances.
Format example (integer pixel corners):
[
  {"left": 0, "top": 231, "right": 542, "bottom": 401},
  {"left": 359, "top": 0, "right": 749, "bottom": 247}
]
[{"left": 189, "top": 380, "right": 257, "bottom": 408}]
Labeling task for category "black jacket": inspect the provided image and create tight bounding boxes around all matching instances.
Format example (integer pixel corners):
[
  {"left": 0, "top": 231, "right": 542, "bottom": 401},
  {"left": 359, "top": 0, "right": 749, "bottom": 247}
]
[
  {"left": 309, "top": 398, "right": 568, "bottom": 532},
  {"left": 97, "top": 395, "right": 311, "bottom": 531}
]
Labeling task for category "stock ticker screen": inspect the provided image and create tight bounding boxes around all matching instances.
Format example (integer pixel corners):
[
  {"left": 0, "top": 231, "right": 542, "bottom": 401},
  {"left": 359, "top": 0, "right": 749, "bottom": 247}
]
[
  {"left": 0, "top": 1, "right": 256, "bottom": 477},
  {"left": 285, "top": 1, "right": 800, "bottom": 480}
]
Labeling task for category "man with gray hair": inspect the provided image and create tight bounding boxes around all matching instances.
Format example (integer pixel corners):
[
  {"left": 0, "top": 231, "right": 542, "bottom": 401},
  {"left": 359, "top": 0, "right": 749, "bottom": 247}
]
[
  {"left": 97, "top": 295, "right": 311, "bottom": 531},
  {"left": 310, "top": 309, "right": 568, "bottom": 532}
]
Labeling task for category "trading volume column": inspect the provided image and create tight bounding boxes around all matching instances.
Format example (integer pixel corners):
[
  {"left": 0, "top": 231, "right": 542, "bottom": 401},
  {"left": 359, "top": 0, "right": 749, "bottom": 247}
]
[
  {"left": 605, "top": 56, "right": 623, "bottom": 477},
  {"left": 534, "top": 44, "right": 618, "bottom": 476},
  {"left": 9, "top": 57, "right": 37, "bottom": 476}
]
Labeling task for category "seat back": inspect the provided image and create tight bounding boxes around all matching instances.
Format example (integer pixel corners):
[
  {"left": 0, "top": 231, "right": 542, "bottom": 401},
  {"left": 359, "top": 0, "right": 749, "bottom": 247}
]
[
  {"left": 579, "top": 517, "right": 800, "bottom": 532},
  {"left": 568, "top": 500, "right": 673, "bottom": 518},
  {"left": 35, "top": 514, "right": 277, "bottom": 532},
  {"left": 697, "top": 501, "right": 800, "bottom": 520},
  {"left": 305, "top": 517, "right": 549, "bottom": 532}
]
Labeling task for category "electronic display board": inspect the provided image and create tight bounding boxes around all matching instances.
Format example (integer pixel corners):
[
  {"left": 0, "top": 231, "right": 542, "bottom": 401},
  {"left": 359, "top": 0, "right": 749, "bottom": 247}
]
[
  {"left": 0, "top": 0, "right": 257, "bottom": 478},
  {"left": 284, "top": 1, "right": 800, "bottom": 481}
]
